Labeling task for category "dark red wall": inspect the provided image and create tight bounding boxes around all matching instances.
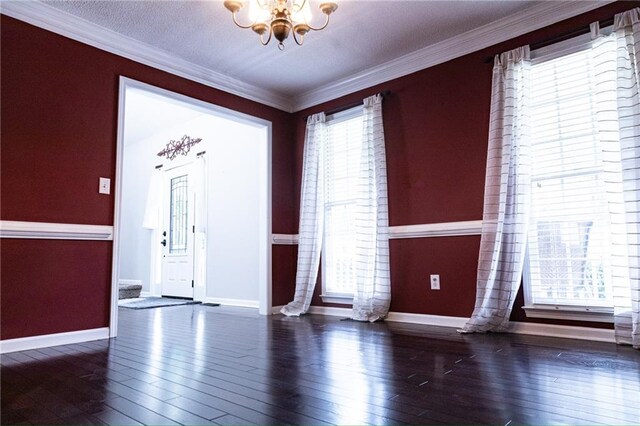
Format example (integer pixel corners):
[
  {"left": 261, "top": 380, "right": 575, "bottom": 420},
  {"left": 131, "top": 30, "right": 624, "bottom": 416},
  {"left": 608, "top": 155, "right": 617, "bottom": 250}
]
[
  {"left": 1, "top": 15, "right": 296, "bottom": 339},
  {"left": 292, "top": 1, "right": 635, "bottom": 327},
  {"left": 0, "top": 240, "right": 113, "bottom": 339},
  {"left": 3, "top": 2, "right": 634, "bottom": 340}
]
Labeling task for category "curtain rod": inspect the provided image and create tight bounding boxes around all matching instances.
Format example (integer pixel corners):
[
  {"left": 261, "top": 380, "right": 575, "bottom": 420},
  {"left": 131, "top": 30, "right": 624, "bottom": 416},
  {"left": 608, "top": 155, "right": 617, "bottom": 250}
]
[
  {"left": 303, "top": 90, "right": 391, "bottom": 121},
  {"left": 483, "top": 17, "right": 615, "bottom": 64}
]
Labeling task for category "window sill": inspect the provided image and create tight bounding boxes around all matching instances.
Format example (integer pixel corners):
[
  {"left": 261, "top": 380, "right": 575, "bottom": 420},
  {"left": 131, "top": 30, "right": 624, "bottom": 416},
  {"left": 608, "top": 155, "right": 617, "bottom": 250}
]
[
  {"left": 522, "top": 305, "right": 614, "bottom": 323},
  {"left": 320, "top": 294, "right": 353, "bottom": 305}
]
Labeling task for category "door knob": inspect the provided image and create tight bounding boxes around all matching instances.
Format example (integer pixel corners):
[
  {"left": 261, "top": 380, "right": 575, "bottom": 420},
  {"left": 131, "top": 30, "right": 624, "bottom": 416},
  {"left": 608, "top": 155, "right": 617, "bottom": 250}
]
[{"left": 161, "top": 239, "right": 167, "bottom": 247}]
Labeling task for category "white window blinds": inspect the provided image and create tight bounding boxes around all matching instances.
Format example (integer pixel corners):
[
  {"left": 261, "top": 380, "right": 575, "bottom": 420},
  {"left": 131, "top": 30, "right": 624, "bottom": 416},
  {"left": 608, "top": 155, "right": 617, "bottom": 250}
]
[
  {"left": 527, "top": 45, "right": 618, "bottom": 309},
  {"left": 323, "top": 112, "right": 363, "bottom": 296}
]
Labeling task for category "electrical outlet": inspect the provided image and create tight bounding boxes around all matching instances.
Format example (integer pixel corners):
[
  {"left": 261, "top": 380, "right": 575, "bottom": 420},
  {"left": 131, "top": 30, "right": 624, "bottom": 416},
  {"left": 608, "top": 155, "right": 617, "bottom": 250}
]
[
  {"left": 99, "top": 177, "right": 111, "bottom": 195},
  {"left": 430, "top": 274, "right": 440, "bottom": 290}
]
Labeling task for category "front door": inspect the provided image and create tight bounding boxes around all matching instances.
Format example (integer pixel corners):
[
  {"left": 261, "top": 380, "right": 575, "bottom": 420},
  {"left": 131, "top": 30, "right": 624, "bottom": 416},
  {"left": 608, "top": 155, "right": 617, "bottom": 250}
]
[{"left": 161, "top": 164, "right": 194, "bottom": 298}]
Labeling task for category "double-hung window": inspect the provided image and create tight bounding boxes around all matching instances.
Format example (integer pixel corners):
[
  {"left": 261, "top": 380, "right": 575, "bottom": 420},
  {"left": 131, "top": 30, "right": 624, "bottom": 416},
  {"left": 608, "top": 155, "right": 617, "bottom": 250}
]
[
  {"left": 524, "top": 32, "right": 620, "bottom": 322},
  {"left": 321, "top": 108, "right": 363, "bottom": 303}
]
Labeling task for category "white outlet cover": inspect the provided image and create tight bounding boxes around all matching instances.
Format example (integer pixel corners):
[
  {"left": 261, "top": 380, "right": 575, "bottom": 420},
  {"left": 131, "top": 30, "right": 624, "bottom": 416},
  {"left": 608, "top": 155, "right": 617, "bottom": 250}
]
[
  {"left": 430, "top": 274, "right": 440, "bottom": 290},
  {"left": 99, "top": 177, "right": 111, "bottom": 195}
]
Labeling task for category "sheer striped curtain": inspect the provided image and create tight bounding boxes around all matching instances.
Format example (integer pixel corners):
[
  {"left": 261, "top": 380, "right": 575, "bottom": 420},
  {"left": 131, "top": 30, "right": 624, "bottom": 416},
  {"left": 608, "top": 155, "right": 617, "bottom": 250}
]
[
  {"left": 281, "top": 113, "right": 326, "bottom": 316},
  {"left": 352, "top": 94, "right": 391, "bottom": 322},
  {"left": 461, "top": 46, "right": 532, "bottom": 333},
  {"left": 596, "top": 8, "right": 640, "bottom": 348}
]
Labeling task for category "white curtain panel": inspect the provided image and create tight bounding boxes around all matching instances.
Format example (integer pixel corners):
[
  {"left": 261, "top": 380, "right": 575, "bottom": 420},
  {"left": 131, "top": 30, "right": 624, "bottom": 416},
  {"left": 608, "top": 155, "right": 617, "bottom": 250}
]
[
  {"left": 352, "top": 94, "right": 391, "bottom": 322},
  {"left": 612, "top": 9, "right": 640, "bottom": 348},
  {"left": 281, "top": 113, "right": 327, "bottom": 316},
  {"left": 461, "top": 46, "right": 532, "bottom": 333}
]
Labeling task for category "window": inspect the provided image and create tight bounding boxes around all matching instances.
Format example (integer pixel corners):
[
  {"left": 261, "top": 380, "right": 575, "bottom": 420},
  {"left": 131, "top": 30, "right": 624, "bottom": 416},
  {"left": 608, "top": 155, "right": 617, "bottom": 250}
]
[
  {"left": 524, "top": 33, "right": 619, "bottom": 321},
  {"left": 169, "top": 175, "right": 189, "bottom": 254},
  {"left": 321, "top": 108, "right": 364, "bottom": 303}
]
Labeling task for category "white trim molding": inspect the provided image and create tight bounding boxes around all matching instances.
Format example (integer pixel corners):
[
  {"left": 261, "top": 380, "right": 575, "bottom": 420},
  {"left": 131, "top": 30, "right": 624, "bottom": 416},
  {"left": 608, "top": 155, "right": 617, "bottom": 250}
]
[
  {"left": 0, "top": 220, "right": 113, "bottom": 240},
  {"left": 306, "top": 306, "right": 469, "bottom": 328},
  {"left": 0, "top": 1, "right": 293, "bottom": 112},
  {"left": 319, "top": 294, "right": 353, "bottom": 305},
  {"left": 295, "top": 306, "right": 615, "bottom": 343},
  {"left": 307, "top": 306, "right": 352, "bottom": 317},
  {"left": 522, "top": 305, "right": 614, "bottom": 323},
  {"left": 292, "top": 1, "right": 615, "bottom": 110},
  {"left": 507, "top": 321, "right": 615, "bottom": 343},
  {"left": 386, "top": 311, "right": 468, "bottom": 328},
  {"left": 390, "top": 220, "right": 482, "bottom": 239},
  {"left": 272, "top": 233, "right": 299, "bottom": 245},
  {"left": 205, "top": 297, "right": 259, "bottom": 309},
  {"left": 0, "top": 327, "right": 110, "bottom": 354},
  {"left": 271, "top": 220, "right": 482, "bottom": 245},
  {"left": 1, "top": 0, "right": 613, "bottom": 113}
]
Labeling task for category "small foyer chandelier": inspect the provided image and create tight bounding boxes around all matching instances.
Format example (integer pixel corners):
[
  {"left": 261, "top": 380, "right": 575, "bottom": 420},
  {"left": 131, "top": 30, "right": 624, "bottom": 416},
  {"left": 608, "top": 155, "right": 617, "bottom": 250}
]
[{"left": 223, "top": 0, "right": 338, "bottom": 50}]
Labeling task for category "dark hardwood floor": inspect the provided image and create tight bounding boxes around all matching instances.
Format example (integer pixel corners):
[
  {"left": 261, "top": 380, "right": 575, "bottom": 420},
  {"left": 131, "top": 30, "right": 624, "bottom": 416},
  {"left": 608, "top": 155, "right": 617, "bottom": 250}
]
[{"left": 2, "top": 305, "right": 639, "bottom": 425}]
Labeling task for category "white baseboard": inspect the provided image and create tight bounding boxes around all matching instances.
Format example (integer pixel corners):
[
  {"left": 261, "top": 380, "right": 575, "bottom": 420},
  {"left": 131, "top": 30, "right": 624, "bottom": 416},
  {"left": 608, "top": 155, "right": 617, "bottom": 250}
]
[
  {"left": 307, "top": 306, "right": 352, "bottom": 317},
  {"left": 508, "top": 321, "right": 615, "bottom": 343},
  {"left": 0, "top": 327, "right": 110, "bottom": 354},
  {"left": 205, "top": 297, "right": 259, "bottom": 309},
  {"left": 386, "top": 311, "right": 468, "bottom": 328},
  {"left": 140, "top": 291, "right": 151, "bottom": 297},
  {"left": 301, "top": 306, "right": 615, "bottom": 343}
]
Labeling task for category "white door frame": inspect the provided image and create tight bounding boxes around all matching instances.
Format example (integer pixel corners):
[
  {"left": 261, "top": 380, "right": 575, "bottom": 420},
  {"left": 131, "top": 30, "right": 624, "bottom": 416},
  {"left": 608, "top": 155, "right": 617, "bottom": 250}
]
[{"left": 111, "top": 77, "right": 273, "bottom": 338}]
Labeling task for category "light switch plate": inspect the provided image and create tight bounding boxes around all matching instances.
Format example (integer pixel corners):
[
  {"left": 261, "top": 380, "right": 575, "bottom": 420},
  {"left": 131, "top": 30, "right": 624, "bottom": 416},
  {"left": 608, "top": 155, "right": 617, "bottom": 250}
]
[{"left": 99, "top": 177, "right": 111, "bottom": 195}]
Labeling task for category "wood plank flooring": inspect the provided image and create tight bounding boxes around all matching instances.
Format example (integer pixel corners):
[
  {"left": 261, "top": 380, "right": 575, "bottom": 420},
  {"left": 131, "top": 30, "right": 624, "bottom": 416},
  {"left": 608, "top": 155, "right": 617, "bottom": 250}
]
[{"left": 2, "top": 305, "right": 639, "bottom": 425}]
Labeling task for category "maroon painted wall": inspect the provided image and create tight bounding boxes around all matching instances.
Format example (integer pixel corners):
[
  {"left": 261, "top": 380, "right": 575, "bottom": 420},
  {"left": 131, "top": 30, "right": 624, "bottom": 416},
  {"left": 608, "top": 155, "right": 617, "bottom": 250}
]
[
  {"left": 3, "top": 2, "right": 634, "bottom": 340},
  {"left": 0, "top": 15, "right": 296, "bottom": 339},
  {"left": 291, "top": 2, "right": 636, "bottom": 327},
  {"left": 0, "top": 240, "right": 113, "bottom": 339}
]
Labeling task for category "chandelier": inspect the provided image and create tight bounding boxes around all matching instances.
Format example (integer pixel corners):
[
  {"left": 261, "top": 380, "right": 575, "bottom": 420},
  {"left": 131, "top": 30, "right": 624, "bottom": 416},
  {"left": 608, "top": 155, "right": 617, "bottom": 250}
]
[{"left": 223, "top": 0, "right": 338, "bottom": 50}]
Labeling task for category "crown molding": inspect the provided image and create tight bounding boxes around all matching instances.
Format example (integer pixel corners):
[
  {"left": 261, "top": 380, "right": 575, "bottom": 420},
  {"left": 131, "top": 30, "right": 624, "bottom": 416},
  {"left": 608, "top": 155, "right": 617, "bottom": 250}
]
[
  {"left": 1, "top": 1, "right": 294, "bottom": 112},
  {"left": 2, "top": 1, "right": 615, "bottom": 113},
  {"left": 291, "top": 1, "right": 615, "bottom": 111}
]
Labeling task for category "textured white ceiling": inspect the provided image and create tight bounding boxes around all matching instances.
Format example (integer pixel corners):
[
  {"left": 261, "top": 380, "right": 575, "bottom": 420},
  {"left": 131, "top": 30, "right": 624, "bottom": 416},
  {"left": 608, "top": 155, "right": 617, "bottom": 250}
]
[{"left": 43, "top": 0, "right": 545, "bottom": 99}]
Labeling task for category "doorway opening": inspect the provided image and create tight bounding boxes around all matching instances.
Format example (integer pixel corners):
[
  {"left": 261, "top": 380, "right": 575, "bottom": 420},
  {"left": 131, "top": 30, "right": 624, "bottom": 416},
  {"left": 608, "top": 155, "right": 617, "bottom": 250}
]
[{"left": 110, "top": 77, "right": 272, "bottom": 337}]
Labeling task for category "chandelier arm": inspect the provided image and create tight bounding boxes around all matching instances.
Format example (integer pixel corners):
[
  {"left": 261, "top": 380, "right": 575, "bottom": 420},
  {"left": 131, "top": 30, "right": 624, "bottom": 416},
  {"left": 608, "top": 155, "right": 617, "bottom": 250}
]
[
  {"left": 306, "top": 14, "right": 331, "bottom": 31},
  {"left": 231, "top": 12, "right": 256, "bottom": 29},
  {"left": 292, "top": 30, "right": 304, "bottom": 46},
  {"left": 256, "top": 0, "right": 270, "bottom": 10},
  {"left": 259, "top": 27, "right": 273, "bottom": 46},
  {"left": 291, "top": 0, "right": 307, "bottom": 13}
]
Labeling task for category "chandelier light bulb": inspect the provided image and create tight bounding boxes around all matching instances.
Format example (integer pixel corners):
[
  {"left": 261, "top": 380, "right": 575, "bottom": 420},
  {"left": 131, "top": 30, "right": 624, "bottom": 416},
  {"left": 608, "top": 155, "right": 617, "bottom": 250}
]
[{"left": 248, "top": 0, "right": 271, "bottom": 24}]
